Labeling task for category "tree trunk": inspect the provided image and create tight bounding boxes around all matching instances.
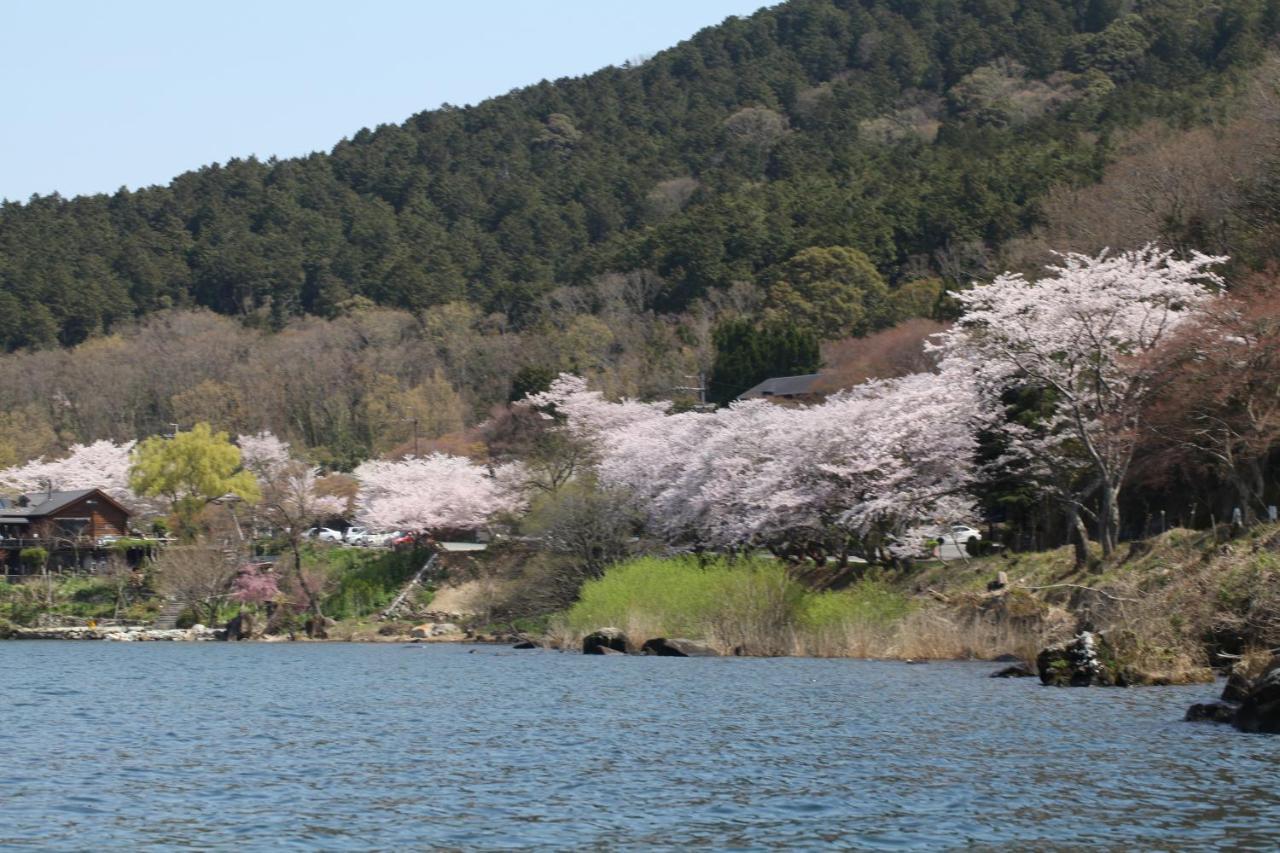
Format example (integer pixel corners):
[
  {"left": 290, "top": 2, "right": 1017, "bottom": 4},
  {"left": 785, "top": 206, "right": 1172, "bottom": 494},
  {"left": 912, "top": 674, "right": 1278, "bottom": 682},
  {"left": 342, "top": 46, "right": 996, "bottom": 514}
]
[
  {"left": 289, "top": 537, "right": 324, "bottom": 632},
  {"left": 1067, "top": 505, "right": 1090, "bottom": 568},
  {"left": 1098, "top": 482, "right": 1120, "bottom": 558}
]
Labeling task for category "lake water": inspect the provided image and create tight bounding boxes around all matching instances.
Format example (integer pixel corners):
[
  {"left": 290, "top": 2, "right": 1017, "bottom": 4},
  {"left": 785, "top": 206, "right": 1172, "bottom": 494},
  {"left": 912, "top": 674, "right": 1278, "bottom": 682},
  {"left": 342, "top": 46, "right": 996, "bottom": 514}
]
[{"left": 1, "top": 643, "right": 1277, "bottom": 850}]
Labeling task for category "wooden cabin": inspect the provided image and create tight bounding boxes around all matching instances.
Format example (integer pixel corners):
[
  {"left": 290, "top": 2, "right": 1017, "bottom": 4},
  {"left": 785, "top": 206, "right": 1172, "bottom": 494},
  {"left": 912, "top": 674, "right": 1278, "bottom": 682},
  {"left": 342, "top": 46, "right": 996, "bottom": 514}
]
[{"left": 0, "top": 489, "right": 131, "bottom": 573}]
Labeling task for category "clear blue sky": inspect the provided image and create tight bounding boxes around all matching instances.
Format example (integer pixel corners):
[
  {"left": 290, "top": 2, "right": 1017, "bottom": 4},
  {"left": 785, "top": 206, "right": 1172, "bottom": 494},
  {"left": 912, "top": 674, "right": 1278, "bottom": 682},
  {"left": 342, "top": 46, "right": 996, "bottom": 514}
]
[{"left": 2, "top": 1, "right": 768, "bottom": 202}]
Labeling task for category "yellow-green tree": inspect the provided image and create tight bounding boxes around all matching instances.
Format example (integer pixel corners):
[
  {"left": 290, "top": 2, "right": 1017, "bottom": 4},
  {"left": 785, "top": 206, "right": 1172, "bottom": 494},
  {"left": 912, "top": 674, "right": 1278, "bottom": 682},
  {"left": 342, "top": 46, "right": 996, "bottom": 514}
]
[{"left": 130, "top": 423, "right": 260, "bottom": 536}]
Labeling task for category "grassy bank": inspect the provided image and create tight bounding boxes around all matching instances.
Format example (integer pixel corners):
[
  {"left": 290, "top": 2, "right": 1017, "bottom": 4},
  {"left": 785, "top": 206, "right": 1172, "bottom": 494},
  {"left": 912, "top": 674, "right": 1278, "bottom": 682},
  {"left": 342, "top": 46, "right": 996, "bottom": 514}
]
[
  {"left": 551, "top": 527, "right": 1280, "bottom": 669},
  {"left": 556, "top": 556, "right": 914, "bottom": 657}
]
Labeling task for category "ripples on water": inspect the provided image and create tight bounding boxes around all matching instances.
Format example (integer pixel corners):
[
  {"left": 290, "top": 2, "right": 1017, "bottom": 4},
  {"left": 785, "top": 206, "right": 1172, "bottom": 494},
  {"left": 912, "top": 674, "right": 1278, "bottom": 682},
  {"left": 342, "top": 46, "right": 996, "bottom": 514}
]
[{"left": 1, "top": 643, "right": 1277, "bottom": 850}]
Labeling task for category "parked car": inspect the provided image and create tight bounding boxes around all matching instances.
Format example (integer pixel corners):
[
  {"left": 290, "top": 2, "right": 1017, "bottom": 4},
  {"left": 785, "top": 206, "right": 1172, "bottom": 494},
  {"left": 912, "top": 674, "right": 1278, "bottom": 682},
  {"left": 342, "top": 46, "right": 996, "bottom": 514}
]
[
  {"left": 305, "top": 527, "right": 343, "bottom": 543},
  {"left": 344, "top": 526, "right": 370, "bottom": 545},
  {"left": 948, "top": 525, "right": 982, "bottom": 544},
  {"left": 362, "top": 530, "right": 402, "bottom": 548}
]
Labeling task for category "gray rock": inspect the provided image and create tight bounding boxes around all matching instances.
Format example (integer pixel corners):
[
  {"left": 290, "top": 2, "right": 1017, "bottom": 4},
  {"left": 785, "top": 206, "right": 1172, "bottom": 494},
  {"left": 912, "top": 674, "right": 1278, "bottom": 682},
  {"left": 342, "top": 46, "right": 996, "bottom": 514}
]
[
  {"left": 583, "top": 628, "right": 630, "bottom": 655},
  {"left": 1186, "top": 702, "right": 1237, "bottom": 724},
  {"left": 1234, "top": 658, "right": 1280, "bottom": 733},
  {"left": 1222, "top": 665, "right": 1253, "bottom": 703},
  {"left": 640, "top": 637, "right": 720, "bottom": 657},
  {"left": 1036, "top": 631, "right": 1124, "bottom": 687},
  {"left": 990, "top": 664, "right": 1035, "bottom": 678}
]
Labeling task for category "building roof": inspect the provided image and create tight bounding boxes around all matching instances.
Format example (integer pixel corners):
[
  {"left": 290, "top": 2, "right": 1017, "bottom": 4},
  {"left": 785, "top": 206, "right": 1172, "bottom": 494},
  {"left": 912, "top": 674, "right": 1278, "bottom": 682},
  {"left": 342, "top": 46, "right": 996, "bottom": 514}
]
[
  {"left": 0, "top": 488, "right": 130, "bottom": 523},
  {"left": 736, "top": 373, "right": 823, "bottom": 401}
]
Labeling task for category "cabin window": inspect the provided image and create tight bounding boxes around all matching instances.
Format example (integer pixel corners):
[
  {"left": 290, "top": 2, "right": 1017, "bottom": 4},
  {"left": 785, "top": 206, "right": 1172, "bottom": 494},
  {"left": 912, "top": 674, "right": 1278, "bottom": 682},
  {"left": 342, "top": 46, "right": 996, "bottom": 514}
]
[{"left": 52, "top": 518, "right": 90, "bottom": 540}]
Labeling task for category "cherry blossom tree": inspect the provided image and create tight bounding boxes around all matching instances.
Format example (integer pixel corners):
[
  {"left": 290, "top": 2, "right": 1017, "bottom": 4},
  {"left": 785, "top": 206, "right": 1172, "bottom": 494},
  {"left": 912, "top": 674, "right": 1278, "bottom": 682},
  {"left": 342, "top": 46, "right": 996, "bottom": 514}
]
[
  {"left": 239, "top": 431, "right": 347, "bottom": 627},
  {"left": 523, "top": 374, "right": 670, "bottom": 445},
  {"left": 0, "top": 439, "right": 140, "bottom": 510},
  {"left": 552, "top": 367, "right": 986, "bottom": 564},
  {"left": 353, "top": 453, "right": 527, "bottom": 533},
  {"left": 937, "top": 246, "right": 1224, "bottom": 558}
]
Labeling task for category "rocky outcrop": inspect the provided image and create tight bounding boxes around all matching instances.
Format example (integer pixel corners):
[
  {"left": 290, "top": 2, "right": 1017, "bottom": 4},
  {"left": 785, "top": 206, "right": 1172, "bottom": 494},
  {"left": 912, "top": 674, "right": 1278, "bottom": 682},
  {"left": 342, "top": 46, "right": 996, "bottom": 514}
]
[
  {"left": 583, "top": 628, "right": 630, "bottom": 655},
  {"left": 1234, "top": 661, "right": 1280, "bottom": 733},
  {"left": 410, "top": 622, "right": 464, "bottom": 639},
  {"left": 1037, "top": 632, "right": 1123, "bottom": 686},
  {"left": 640, "top": 637, "right": 719, "bottom": 657},
  {"left": 1221, "top": 665, "right": 1254, "bottom": 703},
  {"left": 1183, "top": 655, "right": 1280, "bottom": 732},
  {"left": 1037, "top": 630, "right": 1213, "bottom": 687}
]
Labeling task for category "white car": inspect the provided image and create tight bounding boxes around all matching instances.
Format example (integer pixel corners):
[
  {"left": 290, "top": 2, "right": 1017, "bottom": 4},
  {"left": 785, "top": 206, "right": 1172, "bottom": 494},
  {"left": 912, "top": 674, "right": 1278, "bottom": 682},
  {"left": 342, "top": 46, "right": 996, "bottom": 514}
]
[
  {"left": 946, "top": 525, "right": 982, "bottom": 546},
  {"left": 344, "top": 526, "right": 370, "bottom": 545},
  {"left": 305, "top": 527, "right": 343, "bottom": 543}
]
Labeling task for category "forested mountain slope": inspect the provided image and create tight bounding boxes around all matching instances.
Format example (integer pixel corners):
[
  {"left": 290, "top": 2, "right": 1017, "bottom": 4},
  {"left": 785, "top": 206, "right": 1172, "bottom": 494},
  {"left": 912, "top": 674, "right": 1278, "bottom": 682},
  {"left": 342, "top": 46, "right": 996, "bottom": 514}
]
[{"left": 2, "top": 0, "right": 1278, "bottom": 351}]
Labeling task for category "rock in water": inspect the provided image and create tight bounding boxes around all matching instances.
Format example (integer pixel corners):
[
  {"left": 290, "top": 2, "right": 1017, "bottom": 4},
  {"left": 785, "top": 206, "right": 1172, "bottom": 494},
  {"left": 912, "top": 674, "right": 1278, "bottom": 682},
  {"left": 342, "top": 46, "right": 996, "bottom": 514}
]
[
  {"left": 640, "top": 637, "right": 720, "bottom": 657},
  {"left": 1222, "top": 664, "right": 1254, "bottom": 703},
  {"left": 583, "top": 628, "right": 629, "bottom": 655},
  {"left": 990, "top": 663, "right": 1035, "bottom": 678},
  {"left": 512, "top": 640, "right": 537, "bottom": 649},
  {"left": 1234, "top": 658, "right": 1280, "bottom": 734},
  {"left": 1186, "top": 702, "right": 1238, "bottom": 724},
  {"left": 1036, "top": 631, "right": 1123, "bottom": 687}
]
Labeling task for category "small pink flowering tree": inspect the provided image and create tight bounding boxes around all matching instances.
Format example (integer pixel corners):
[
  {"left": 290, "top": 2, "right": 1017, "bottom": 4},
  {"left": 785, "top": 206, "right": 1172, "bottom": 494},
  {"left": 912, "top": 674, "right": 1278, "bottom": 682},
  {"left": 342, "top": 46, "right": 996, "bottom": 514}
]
[
  {"left": 231, "top": 564, "right": 280, "bottom": 605},
  {"left": 239, "top": 431, "right": 347, "bottom": 627}
]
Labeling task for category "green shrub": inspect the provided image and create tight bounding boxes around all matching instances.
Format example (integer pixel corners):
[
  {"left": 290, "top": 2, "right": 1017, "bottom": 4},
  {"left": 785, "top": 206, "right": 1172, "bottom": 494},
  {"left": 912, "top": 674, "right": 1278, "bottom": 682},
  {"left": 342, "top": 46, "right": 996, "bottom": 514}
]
[
  {"left": 565, "top": 555, "right": 731, "bottom": 637},
  {"left": 563, "top": 556, "right": 915, "bottom": 654},
  {"left": 799, "top": 579, "right": 910, "bottom": 630},
  {"left": 19, "top": 548, "right": 47, "bottom": 572}
]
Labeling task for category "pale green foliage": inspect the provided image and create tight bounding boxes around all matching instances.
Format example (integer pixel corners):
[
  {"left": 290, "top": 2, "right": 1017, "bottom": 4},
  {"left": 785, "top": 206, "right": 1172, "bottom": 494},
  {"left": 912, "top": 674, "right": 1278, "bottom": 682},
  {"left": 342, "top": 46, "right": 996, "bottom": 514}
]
[
  {"left": 129, "top": 422, "right": 260, "bottom": 515},
  {"left": 798, "top": 578, "right": 910, "bottom": 629},
  {"left": 565, "top": 555, "right": 910, "bottom": 642},
  {"left": 764, "top": 246, "right": 891, "bottom": 339}
]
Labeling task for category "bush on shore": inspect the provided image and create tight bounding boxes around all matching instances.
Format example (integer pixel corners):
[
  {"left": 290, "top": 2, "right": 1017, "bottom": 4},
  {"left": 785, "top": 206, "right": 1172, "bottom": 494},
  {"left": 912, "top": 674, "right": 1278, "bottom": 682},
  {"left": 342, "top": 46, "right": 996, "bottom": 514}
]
[{"left": 561, "top": 556, "right": 914, "bottom": 656}]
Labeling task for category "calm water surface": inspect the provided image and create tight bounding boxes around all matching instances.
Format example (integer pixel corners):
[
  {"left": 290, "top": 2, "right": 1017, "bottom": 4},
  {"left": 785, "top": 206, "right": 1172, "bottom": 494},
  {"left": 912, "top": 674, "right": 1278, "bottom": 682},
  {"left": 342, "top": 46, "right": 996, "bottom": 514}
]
[{"left": 1, "top": 642, "right": 1277, "bottom": 850}]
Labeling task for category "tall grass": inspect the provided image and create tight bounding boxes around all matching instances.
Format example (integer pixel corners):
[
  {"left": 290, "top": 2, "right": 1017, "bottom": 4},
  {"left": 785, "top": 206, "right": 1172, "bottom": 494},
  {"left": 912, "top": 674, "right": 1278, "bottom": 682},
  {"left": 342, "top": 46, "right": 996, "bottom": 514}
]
[{"left": 562, "top": 556, "right": 919, "bottom": 656}]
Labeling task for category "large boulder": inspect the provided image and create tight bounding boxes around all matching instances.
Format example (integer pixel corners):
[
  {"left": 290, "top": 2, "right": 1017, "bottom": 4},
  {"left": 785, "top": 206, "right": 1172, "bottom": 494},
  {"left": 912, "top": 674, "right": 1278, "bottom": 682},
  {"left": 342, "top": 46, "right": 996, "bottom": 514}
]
[
  {"left": 224, "top": 611, "right": 259, "bottom": 641},
  {"left": 1037, "top": 631, "right": 1213, "bottom": 687},
  {"left": 1036, "top": 632, "right": 1125, "bottom": 687},
  {"left": 990, "top": 663, "right": 1036, "bottom": 678},
  {"left": 583, "top": 628, "right": 630, "bottom": 655},
  {"left": 641, "top": 637, "right": 720, "bottom": 657},
  {"left": 1186, "top": 702, "right": 1238, "bottom": 724},
  {"left": 1234, "top": 659, "right": 1280, "bottom": 734}
]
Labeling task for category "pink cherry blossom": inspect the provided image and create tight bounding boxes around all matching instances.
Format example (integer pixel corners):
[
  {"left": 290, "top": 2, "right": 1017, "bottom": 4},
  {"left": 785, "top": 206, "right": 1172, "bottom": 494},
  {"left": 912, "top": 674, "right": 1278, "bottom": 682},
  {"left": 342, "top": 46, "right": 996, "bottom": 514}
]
[{"left": 353, "top": 453, "right": 527, "bottom": 532}]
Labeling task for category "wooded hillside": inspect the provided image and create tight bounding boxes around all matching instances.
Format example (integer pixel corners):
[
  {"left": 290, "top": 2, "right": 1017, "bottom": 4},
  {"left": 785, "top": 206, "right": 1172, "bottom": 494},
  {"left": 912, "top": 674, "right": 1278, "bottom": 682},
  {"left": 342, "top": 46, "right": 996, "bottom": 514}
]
[{"left": 3, "top": 0, "right": 1278, "bottom": 351}]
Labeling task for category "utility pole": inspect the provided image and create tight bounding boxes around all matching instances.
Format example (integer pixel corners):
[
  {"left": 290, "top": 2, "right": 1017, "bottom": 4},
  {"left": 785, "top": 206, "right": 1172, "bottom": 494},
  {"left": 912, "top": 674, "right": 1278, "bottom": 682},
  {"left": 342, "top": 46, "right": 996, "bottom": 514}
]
[
  {"left": 672, "top": 373, "right": 712, "bottom": 411},
  {"left": 401, "top": 417, "right": 420, "bottom": 457}
]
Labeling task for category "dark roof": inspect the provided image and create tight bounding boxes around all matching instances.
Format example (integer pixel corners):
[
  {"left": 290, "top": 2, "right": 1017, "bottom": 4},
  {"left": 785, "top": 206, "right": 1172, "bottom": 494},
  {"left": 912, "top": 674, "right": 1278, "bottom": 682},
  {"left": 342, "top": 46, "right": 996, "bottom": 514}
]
[
  {"left": 736, "top": 373, "right": 823, "bottom": 401},
  {"left": 0, "top": 488, "right": 129, "bottom": 522}
]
